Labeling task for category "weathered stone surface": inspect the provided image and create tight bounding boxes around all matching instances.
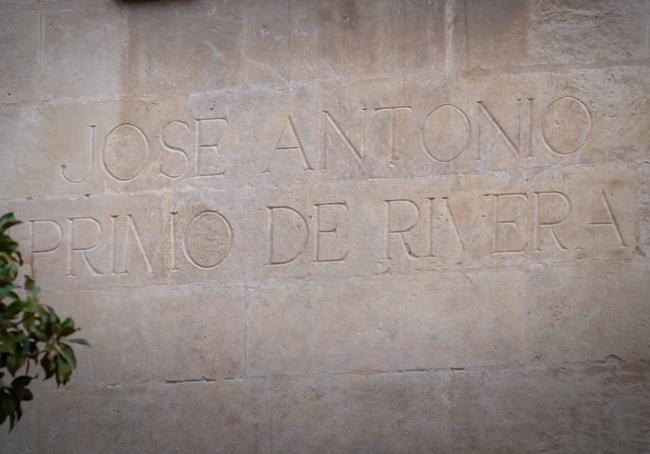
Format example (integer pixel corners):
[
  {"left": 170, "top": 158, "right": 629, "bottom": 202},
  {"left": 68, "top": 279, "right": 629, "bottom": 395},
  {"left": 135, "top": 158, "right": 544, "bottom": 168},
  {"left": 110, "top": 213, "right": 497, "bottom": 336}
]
[
  {"left": 0, "top": 6, "right": 39, "bottom": 104},
  {"left": 45, "top": 283, "right": 246, "bottom": 386},
  {"left": 269, "top": 372, "right": 451, "bottom": 454},
  {"left": 524, "top": 260, "right": 650, "bottom": 364},
  {"left": 32, "top": 380, "right": 267, "bottom": 454},
  {"left": 464, "top": 0, "right": 649, "bottom": 71},
  {"left": 0, "top": 0, "right": 649, "bottom": 452},
  {"left": 450, "top": 360, "right": 650, "bottom": 453},
  {"left": 248, "top": 270, "right": 525, "bottom": 375}
]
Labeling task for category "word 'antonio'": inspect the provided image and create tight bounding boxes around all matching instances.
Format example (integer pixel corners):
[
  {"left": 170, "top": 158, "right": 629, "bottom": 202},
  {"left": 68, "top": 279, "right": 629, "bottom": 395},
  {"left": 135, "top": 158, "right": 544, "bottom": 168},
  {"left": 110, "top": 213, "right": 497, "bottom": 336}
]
[{"left": 60, "top": 96, "right": 591, "bottom": 183}]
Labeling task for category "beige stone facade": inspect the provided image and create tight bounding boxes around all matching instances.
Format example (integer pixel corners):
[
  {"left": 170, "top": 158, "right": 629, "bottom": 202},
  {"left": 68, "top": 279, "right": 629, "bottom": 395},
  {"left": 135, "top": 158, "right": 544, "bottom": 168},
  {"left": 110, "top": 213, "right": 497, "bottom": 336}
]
[{"left": 1, "top": 0, "right": 649, "bottom": 452}]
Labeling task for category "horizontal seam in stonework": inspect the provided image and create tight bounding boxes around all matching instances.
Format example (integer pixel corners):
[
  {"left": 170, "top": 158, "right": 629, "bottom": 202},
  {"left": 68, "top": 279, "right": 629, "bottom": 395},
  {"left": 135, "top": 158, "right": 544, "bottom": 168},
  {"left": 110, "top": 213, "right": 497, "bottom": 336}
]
[
  {"left": 47, "top": 357, "right": 650, "bottom": 392},
  {"left": 1, "top": 60, "right": 650, "bottom": 109},
  {"left": 0, "top": 162, "right": 642, "bottom": 206},
  {"left": 37, "top": 255, "right": 649, "bottom": 296}
]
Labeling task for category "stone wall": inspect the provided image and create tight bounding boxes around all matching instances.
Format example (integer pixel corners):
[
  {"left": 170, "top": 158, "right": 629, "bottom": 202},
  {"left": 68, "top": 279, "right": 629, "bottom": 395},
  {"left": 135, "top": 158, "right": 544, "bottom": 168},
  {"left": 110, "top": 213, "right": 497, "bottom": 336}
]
[{"left": 1, "top": 0, "right": 649, "bottom": 452}]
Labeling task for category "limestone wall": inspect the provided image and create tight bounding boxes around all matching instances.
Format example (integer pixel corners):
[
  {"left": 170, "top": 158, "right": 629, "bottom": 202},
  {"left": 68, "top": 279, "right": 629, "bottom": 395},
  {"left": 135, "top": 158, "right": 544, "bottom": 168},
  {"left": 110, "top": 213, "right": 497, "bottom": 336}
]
[{"left": 1, "top": 0, "right": 649, "bottom": 452}]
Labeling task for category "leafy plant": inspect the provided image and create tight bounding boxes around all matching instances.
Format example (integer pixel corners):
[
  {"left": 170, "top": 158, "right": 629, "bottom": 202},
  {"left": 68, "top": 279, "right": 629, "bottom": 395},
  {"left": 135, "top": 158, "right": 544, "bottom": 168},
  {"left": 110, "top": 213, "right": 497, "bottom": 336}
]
[{"left": 0, "top": 213, "right": 88, "bottom": 430}]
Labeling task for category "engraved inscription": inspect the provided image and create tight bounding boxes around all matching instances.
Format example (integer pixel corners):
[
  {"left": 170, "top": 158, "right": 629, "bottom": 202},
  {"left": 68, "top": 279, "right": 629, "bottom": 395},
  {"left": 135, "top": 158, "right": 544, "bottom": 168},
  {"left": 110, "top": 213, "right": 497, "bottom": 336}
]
[
  {"left": 59, "top": 94, "right": 596, "bottom": 185},
  {"left": 23, "top": 181, "right": 634, "bottom": 283},
  {"left": 477, "top": 99, "right": 533, "bottom": 159},
  {"left": 25, "top": 209, "right": 236, "bottom": 281},
  {"left": 268, "top": 202, "right": 350, "bottom": 265},
  {"left": 61, "top": 125, "right": 96, "bottom": 184},
  {"left": 182, "top": 210, "right": 233, "bottom": 269},
  {"left": 541, "top": 96, "right": 592, "bottom": 155},
  {"left": 264, "top": 116, "right": 313, "bottom": 173},
  {"left": 321, "top": 110, "right": 365, "bottom": 170},
  {"left": 195, "top": 117, "right": 229, "bottom": 177},
  {"left": 588, "top": 190, "right": 627, "bottom": 247},
  {"left": 66, "top": 217, "right": 104, "bottom": 276},
  {"left": 533, "top": 191, "right": 571, "bottom": 251},
  {"left": 487, "top": 192, "right": 529, "bottom": 254},
  {"left": 102, "top": 124, "right": 150, "bottom": 181},
  {"left": 314, "top": 202, "right": 349, "bottom": 262},
  {"left": 385, "top": 199, "right": 423, "bottom": 259},
  {"left": 374, "top": 106, "right": 414, "bottom": 166},
  {"left": 29, "top": 219, "right": 64, "bottom": 276},
  {"left": 268, "top": 206, "right": 309, "bottom": 265},
  {"left": 421, "top": 105, "right": 471, "bottom": 162},
  {"left": 160, "top": 121, "right": 191, "bottom": 179}
]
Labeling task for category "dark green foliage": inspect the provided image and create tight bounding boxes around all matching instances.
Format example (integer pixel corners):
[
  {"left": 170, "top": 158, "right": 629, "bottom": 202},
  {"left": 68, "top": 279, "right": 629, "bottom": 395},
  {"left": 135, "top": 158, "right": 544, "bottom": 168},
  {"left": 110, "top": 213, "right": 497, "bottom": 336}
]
[{"left": 0, "top": 213, "right": 88, "bottom": 431}]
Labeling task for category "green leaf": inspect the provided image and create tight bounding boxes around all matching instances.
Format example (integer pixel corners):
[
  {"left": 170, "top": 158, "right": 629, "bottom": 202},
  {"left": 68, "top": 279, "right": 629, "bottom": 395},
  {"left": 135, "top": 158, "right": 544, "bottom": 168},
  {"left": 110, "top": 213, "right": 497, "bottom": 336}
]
[
  {"left": 4, "top": 300, "right": 24, "bottom": 318},
  {"left": 55, "top": 355, "right": 72, "bottom": 385},
  {"left": 0, "top": 212, "right": 85, "bottom": 429},
  {"left": 11, "top": 376, "right": 32, "bottom": 388},
  {"left": 0, "top": 287, "right": 19, "bottom": 303},
  {"left": 32, "top": 326, "right": 47, "bottom": 342},
  {"left": 68, "top": 338, "right": 90, "bottom": 347},
  {"left": 59, "top": 344, "right": 76, "bottom": 369},
  {"left": 0, "top": 262, "right": 18, "bottom": 286},
  {"left": 21, "top": 389, "right": 33, "bottom": 402},
  {"left": 0, "top": 213, "right": 21, "bottom": 234},
  {"left": 0, "top": 391, "right": 15, "bottom": 418},
  {"left": 60, "top": 318, "right": 76, "bottom": 337},
  {"left": 6, "top": 354, "right": 25, "bottom": 376},
  {"left": 40, "top": 356, "right": 54, "bottom": 380},
  {"left": 25, "top": 277, "right": 40, "bottom": 300}
]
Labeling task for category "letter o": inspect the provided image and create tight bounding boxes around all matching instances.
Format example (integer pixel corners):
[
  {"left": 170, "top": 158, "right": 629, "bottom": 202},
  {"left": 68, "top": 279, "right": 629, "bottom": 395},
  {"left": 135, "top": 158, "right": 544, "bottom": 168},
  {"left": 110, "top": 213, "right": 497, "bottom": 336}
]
[
  {"left": 182, "top": 210, "right": 233, "bottom": 269},
  {"left": 102, "top": 123, "right": 150, "bottom": 181},
  {"left": 541, "top": 96, "right": 592, "bottom": 155},
  {"left": 421, "top": 104, "right": 471, "bottom": 162}
]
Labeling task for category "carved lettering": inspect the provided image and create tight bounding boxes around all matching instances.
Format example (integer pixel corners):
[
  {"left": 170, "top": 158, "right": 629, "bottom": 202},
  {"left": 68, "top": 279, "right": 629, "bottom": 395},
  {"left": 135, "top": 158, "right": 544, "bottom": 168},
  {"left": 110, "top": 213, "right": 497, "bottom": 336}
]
[
  {"left": 60, "top": 93, "right": 600, "bottom": 187},
  {"left": 427, "top": 197, "right": 466, "bottom": 256},
  {"left": 421, "top": 105, "right": 471, "bottom": 162},
  {"left": 541, "top": 96, "right": 591, "bottom": 155},
  {"left": 29, "top": 219, "right": 64, "bottom": 276},
  {"left": 534, "top": 191, "right": 571, "bottom": 251},
  {"left": 385, "top": 199, "right": 422, "bottom": 259},
  {"left": 314, "top": 202, "right": 349, "bottom": 262},
  {"left": 195, "top": 117, "right": 229, "bottom": 177},
  {"left": 477, "top": 99, "right": 533, "bottom": 159},
  {"left": 160, "top": 120, "right": 191, "bottom": 178},
  {"left": 66, "top": 217, "right": 104, "bottom": 277},
  {"left": 374, "top": 106, "right": 414, "bottom": 166},
  {"left": 182, "top": 210, "right": 233, "bottom": 269},
  {"left": 122, "top": 214, "right": 153, "bottom": 273},
  {"left": 168, "top": 211, "right": 179, "bottom": 272},
  {"left": 588, "top": 190, "right": 627, "bottom": 247},
  {"left": 61, "top": 124, "right": 96, "bottom": 183},
  {"left": 267, "top": 206, "right": 309, "bottom": 265},
  {"left": 102, "top": 123, "right": 150, "bottom": 182},
  {"left": 109, "top": 214, "right": 123, "bottom": 275},
  {"left": 488, "top": 192, "right": 529, "bottom": 254},
  {"left": 320, "top": 110, "right": 365, "bottom": 170},
  {"left": 264, "top": 116, "right": 313, "bottom": 173}
]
